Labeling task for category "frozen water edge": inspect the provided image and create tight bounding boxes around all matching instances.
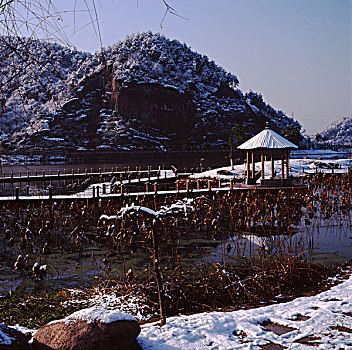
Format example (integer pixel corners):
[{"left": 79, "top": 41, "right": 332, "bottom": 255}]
[{"left": 139, "top": 272, "right": 352, "bottom": 349}]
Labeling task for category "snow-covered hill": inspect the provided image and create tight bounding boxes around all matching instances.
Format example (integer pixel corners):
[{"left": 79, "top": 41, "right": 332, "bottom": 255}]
[
  {"left": 0, "top": 37, "right": 91, "bottom": 144},
  {"left": 1, "top": 32, "right": 302, "bottom": 152},
  {"left": 315, "top": 115, "right": 352, "bottom": 147}
]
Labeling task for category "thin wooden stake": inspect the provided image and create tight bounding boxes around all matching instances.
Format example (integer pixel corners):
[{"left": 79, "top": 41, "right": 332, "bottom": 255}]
[{"left": 151, "top": 223, "right": 166, "bottom": 326}]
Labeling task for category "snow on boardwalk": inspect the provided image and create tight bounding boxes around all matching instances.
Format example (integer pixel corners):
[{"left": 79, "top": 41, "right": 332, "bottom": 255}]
[
  {"left": 139, "top": 273, "right": 352, "bottom": 349},
  {"left": 191, "top": 158, "right": 352, "bottom": 181},
  {"left": 0, "top": 170, "right": 176, "bottom": 201}
]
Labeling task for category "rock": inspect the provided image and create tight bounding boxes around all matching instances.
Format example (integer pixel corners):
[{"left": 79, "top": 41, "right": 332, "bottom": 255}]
[
  {"left": 0, "top": 323, "right": 30, "bottom": 349},
  {"left": 111, "top": 82, "right": 195, "bottom": 132},
  {"left": 32, "top": 307, "right": 141, "bottom": 350},
  {"left": 61, "top": 98, "right": 80, "bottom": 113}
]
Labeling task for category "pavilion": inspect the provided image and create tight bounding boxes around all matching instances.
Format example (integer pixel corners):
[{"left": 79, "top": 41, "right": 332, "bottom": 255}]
[{"left": 237, "top": 122, "right": 298, "bottom": 185}]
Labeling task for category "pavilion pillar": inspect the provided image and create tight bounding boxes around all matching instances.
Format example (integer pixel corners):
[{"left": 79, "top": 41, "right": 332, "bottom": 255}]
[
  {"left": 251, "top": 151, "right": 255, "bottom": 178},
  {"left": 261, "top": 149, "right": 264, "bottom": 179},
  {"left": 271, "top": 149, "right": 274, "bottom": 178},
  {"left": 246, "top": 151, "right": 250, "bottom": 179},
  {"left": 286, "top": 150, "right": 290, "bottom": 179},
  {"left": 281, "top": 150, "right": 285, "bottom": 179}
]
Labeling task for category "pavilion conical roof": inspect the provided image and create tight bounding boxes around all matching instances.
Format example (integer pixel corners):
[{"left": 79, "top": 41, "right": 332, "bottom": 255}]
[{"left": 237, "top": 125, "right": 298, "bottom": 150}]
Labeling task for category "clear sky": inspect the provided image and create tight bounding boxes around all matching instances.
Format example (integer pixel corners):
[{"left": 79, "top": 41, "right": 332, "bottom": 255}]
[{"left": 54, "top": 0, "right": 351, "bottom": 134}]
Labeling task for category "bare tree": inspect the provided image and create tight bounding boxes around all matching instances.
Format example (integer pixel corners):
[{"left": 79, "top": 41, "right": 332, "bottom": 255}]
[{"left": 0, "top": 1, "right": 182, "bottom": 44}]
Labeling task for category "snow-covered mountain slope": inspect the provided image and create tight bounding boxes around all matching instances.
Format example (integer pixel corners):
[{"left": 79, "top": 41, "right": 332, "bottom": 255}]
[
  {"left": 0, "top": 37, "right": 92, "bottom": 143},
  {"left": 315, "top": 115, "right": 352, "bottom": 147},
  {"left": 0, "top": 32, "right": 302, "bottom": 152}
]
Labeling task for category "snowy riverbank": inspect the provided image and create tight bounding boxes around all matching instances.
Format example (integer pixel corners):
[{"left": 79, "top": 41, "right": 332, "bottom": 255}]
[{"left": 139, "top": 271, "right": 352, "bottom": 349}]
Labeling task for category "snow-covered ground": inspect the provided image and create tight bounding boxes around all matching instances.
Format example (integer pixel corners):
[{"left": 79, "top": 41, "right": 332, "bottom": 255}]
[
  {"left": 191, "top": 158, "right": 352, "bottom": 181},
  {"left": 139, "top": 272, "right": 352, "bottom": 349},
  {"left": 5, "top": 271, "right": 352, "bottom": 349}
]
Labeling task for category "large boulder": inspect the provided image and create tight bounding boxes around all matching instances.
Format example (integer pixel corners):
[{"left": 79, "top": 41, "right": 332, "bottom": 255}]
[
  {"left": 0, "top": 323, "right": 30, "bottom": 349},
  {"left": 32, "top": 307, "right": 141, "bottom": 350}
]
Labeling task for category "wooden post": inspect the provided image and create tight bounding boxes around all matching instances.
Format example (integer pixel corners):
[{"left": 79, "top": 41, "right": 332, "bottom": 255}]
[
  {"left": 286, "top": 150, "right": 289, "bottom": 179},
  {"left": 271, "top": 149, "right": 274, "bottom": 178},
  {"left": 208, "top": 180, "right": 212, "bottom": 191},
  {"left": 281, "top": 150, "right": 285, "bottom": 179},
  {"left": 261, "top": 149, "right": 265, "bottom": 180},
  {"left": 230, "top": 179, "right": 233, "bottom": 190},
  {"left": 154, "top": 183, "right": 158, "bottom": 194},
  {"left": 252, "top": 151, "right": 255, "bottom": 178},
  {"left": 48, "top": 185, "right": 53, "bottom": 199},
  {"left": 246, "top": 151, "right": 250, "bottom": 179}
]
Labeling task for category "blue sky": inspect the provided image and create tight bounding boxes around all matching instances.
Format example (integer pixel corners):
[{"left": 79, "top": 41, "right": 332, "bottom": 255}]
[{"left": 55, "top": 1, "right": 351, "bottom": 134}]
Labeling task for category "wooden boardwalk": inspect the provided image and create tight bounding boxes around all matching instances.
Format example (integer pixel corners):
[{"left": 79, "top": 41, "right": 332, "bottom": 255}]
[
  {"left": 0, "top": 168, "right": 161, "bottom": 184},
  {"left": 0, "top": 172, "right": 305, "bottom": 203}
]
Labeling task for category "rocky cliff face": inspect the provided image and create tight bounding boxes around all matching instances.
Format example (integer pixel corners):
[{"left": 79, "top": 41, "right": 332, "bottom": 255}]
[
  {"left": 111, "top": 82, "right": 195, "bottom": 132},
  {"left": 1, "top": 32, "right": 302, "bottom": 152}
]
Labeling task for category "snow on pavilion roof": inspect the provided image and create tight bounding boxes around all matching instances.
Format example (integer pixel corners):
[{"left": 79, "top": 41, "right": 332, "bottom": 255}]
[{"left": 238, "top": 127, "right": 298, "bottom": 150}]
